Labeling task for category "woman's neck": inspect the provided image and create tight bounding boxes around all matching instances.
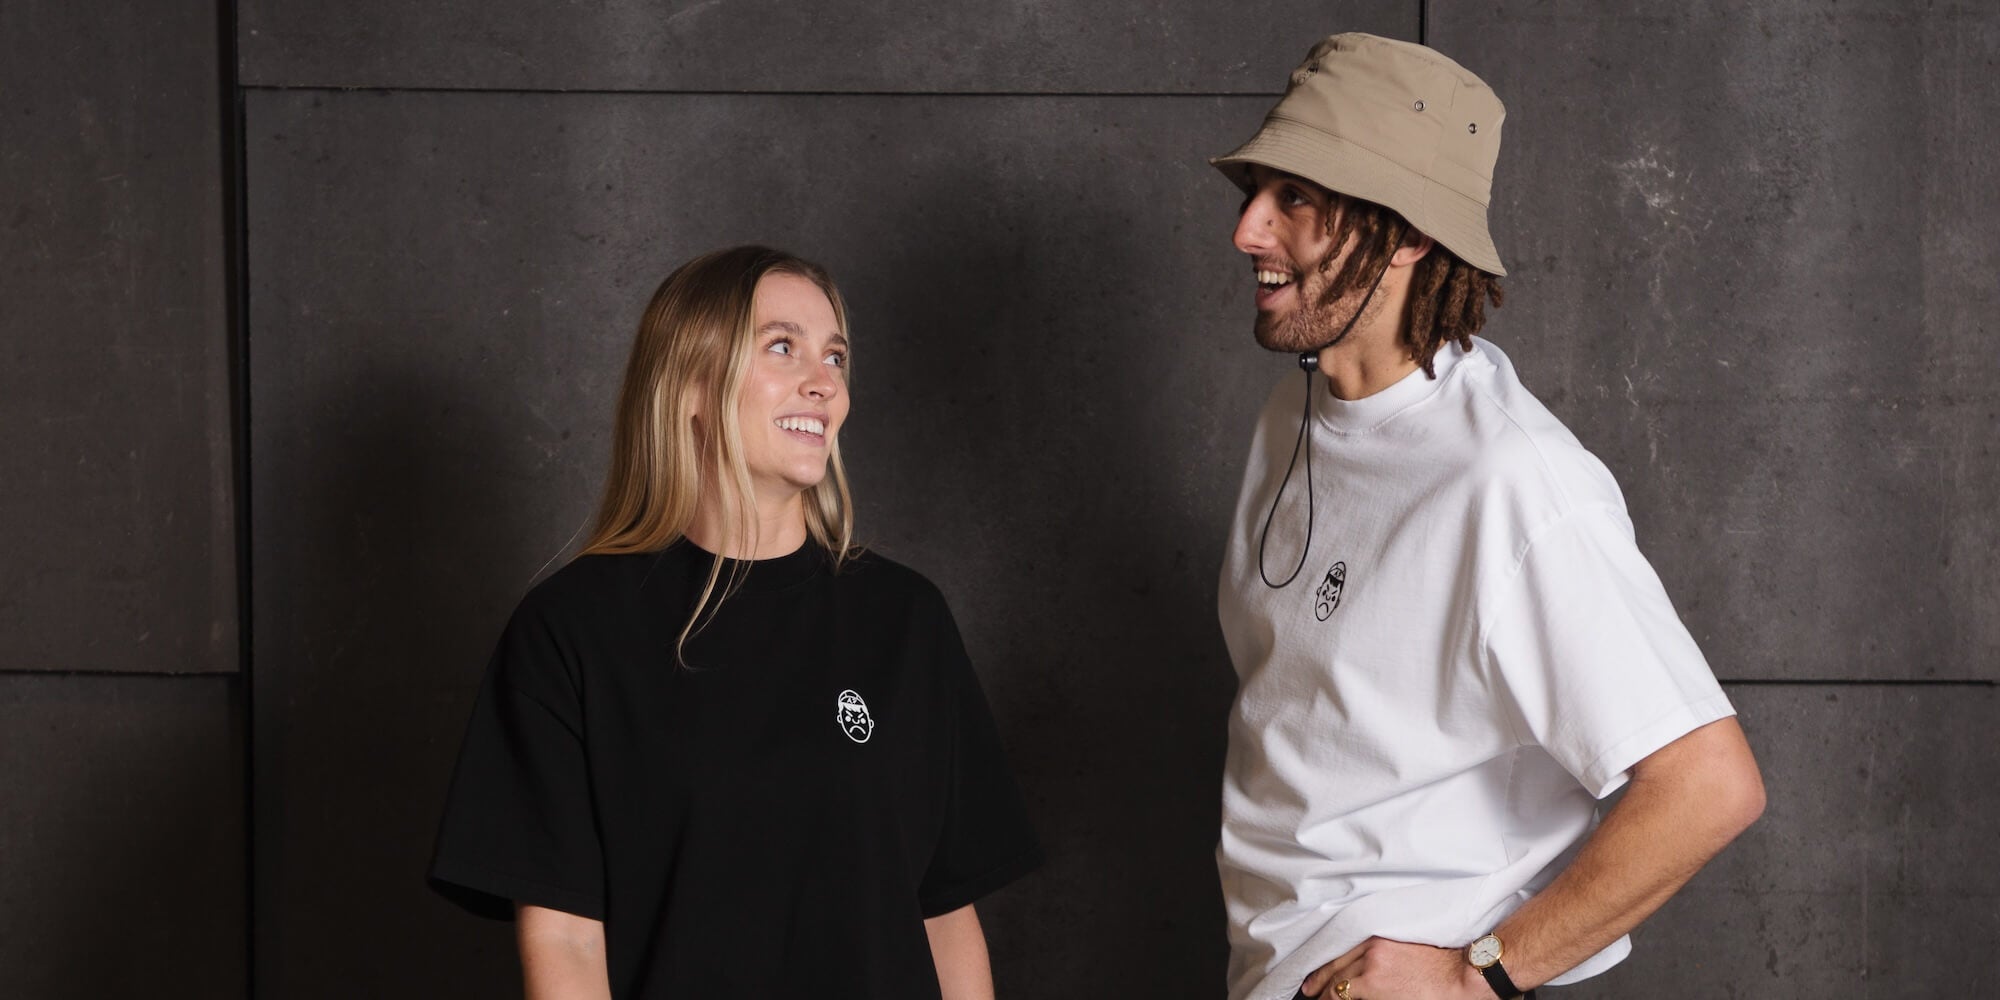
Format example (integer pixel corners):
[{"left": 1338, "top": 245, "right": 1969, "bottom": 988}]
[{"left": 685, "top": 489, "right": 809, "bottom": 560}]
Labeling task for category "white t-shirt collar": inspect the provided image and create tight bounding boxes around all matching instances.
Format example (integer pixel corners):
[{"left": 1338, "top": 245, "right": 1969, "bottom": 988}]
[{"left": 1313, "top": 339, "right": 1474, "bottom": 435}]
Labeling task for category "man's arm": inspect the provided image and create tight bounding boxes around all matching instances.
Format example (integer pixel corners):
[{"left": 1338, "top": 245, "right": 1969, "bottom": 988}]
[
  {"left": 1304, "top": 717, "right": 1765, "bottom": 998},
  {"left": 517, "top": 903, "right": 612, "bottom": 1000},
  {"left": 926, "top": 904, "right": 997, "bottom": 1000}
]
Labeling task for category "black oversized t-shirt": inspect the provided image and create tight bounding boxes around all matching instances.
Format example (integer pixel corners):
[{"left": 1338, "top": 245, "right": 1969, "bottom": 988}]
[{"left": 429, "top": 542, "right": 1040, "bottom": 998}]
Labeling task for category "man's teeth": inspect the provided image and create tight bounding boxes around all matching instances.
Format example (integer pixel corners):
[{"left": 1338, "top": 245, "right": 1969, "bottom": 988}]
[
  {"left": 776, "top": 416, "right": 826, "bottom": 435},
  {"left": 1256, "top": 269, "right": 1293, "bottom": 287}
]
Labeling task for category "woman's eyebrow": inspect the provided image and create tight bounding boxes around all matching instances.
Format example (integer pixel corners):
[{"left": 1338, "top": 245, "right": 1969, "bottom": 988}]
[{"left": 758, "top": 320, "right": 804, "bottom": 337}]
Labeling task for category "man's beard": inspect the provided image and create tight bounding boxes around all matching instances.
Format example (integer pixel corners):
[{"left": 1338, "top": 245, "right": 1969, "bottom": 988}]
[{"left": 1252, "top": 253, "right": 1377, "bottom": 354}]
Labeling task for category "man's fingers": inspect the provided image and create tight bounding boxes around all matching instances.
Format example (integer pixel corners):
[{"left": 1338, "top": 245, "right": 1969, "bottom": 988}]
[
  {"left": 1300, "top": 961, "right": 1339, "bottom": 996},
  {"left": 1299, "top": 967, "right": 1328, "bottom": 997},
  {"left": 1330, "top": 938, "right": 1374, "bottom": 968},
  {"left": 1301, "top": 938, "right": 1375, "bottom": 996}
]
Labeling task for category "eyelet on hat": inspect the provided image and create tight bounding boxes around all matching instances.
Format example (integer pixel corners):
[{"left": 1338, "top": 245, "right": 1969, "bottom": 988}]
[
  {"left": 1413, "top": 99, "right": 1426, "bottom": 111},
  {"left": 1468, "top": 123, "right": 1478, "bottom": 133}
]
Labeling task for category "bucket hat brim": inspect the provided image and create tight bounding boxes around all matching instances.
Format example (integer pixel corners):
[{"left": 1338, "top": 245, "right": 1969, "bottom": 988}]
[{"left": 1212, "top": 115, "right": 1506, "bottom": 277}]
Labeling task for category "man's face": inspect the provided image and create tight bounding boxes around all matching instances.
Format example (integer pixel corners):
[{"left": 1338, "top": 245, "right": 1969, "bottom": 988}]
[{"left": 1231, "top": 165, "right": 1361, "bottom": 353}]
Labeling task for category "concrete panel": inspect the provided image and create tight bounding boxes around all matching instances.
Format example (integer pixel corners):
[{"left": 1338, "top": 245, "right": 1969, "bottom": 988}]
[
  {"left": 1430, "top": 4, "right": 2000, "bottom": 680},
  {"left": 1557, "top": 685, "right": 2000, "bottom": 998},
  {"left": 246, "top": 88, "right": 1280, "bottom": 998},
  {"left": 237, "top": 1, "right": 1416, "bottom": 92},
  {"left": 0, "top": 674, "right": 246, "bottom": 1000},
  {"left": 0, "top": 0, "right": 237, "bottom": 673}
]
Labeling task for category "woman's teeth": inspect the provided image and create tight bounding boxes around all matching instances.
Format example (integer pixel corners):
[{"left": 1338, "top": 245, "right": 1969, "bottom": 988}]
[{"left": 775, "top": 416, "right": 826, "bottom": 435}]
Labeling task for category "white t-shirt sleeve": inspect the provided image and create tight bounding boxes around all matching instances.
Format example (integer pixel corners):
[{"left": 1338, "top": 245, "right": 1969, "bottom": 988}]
[{"left": 1482, "top": 503, "right": 1735, "bottom": 798}]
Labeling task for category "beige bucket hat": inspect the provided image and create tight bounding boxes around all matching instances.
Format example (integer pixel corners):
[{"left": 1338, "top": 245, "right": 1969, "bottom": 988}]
[{"left": 1212, "top": 32, "right": 1508, "bottom": 276}]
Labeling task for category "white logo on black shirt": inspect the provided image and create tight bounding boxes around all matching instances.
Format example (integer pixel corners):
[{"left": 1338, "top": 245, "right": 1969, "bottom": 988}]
[
  {"left": 836, "top": 689, "right": 875, "bottom": 743},
  {"left": 1313, "top": 561, "right": 1346, "bottom": 621}
]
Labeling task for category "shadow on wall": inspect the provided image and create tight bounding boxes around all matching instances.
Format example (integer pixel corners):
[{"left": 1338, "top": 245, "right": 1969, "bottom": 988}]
[
  {"left": 839, "top": 158, "right": 1239, "bottom": 994},
  {"left": 258, "top": 361, "right": 544, "bottom": 997},
  {"left": 1, "top": 675, "right": 246, "bottom": 1000}
]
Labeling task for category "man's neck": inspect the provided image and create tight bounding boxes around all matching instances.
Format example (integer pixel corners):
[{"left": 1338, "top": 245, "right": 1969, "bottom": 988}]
[
  {"left": 1311, "top": 325, "right": 1419, "bottom": 401},
  {"left": 1308, "top": 257, "right": 1423, "bottom": 400}
]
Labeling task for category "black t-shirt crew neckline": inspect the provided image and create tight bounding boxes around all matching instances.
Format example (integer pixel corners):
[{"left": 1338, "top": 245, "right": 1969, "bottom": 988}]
[
  {"left": 666, "top": 536, "right": 825, "bottom": 594},
  {"left": 429, "top": 542, "right": 1040, "bottom": 999}
]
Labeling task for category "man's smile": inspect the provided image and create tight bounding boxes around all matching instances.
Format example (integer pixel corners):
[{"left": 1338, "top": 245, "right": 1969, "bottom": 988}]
[{"left": 1255, "top": 265, "right": 1299, "bottom": 309}]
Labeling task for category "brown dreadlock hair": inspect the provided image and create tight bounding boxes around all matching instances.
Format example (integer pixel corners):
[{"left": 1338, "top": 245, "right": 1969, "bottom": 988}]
[{"left": 1311, "top": 192, "right": 1505, "bottom": 378}]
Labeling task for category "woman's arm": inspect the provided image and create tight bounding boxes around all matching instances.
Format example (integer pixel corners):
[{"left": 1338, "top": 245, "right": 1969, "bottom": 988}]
[
  {"left": 516, "top": 903, "right": 612, "bottom": 1000},
  {"left": 925, "top": 904, "right": 996, "bottom": 1000}
]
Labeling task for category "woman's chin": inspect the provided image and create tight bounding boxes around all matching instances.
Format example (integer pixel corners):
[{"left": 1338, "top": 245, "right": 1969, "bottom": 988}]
[{"left": 765, "top": 471, "right": 828, "bottom": 499}]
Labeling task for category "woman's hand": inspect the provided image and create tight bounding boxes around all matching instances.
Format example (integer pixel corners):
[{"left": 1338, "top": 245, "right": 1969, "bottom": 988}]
[{"left": 1299, "top": 937, "right": 1488, "bottom": 1000}]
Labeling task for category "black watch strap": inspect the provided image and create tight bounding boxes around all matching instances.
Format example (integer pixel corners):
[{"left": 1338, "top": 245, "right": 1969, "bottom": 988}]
[{"left": 1479, "top": 961, "right": 1530, "bottom": 1000}]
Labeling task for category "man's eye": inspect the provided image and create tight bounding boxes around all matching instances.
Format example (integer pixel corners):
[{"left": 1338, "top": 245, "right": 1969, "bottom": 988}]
[{"left": 1281, "top": 188, "right": 1309, "bottom": 207}]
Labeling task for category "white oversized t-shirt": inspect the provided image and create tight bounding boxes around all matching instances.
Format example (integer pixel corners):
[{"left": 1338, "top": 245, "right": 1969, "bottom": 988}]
[{"left": 1217, "top": 338, "right": 1733, "bottom": 1000}]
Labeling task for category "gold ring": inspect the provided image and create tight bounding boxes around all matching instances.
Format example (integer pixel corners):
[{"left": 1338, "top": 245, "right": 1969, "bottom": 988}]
[{"left": 1334, "top": 980, "right": 1353, "bottom": 1000}]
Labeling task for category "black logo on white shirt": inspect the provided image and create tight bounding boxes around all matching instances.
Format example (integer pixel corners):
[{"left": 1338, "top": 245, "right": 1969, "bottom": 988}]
[{"left": 1313, "top": 561, "right": 1346, "bottom": 621}]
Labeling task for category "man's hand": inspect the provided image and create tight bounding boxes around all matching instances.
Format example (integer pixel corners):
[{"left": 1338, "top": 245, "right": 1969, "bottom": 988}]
[{"left": 1299, "top": 937, "right": 1488, "bottom": 1000}]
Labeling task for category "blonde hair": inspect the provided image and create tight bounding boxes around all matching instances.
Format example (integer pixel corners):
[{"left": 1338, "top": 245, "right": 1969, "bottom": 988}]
[{"left": 579, "top": 245, "right": 856, "bottom": 661}]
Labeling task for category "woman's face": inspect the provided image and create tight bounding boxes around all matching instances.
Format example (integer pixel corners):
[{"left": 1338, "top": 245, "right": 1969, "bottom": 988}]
[{"left": 730, "top": 271, "right": 849, "bottom": 503}]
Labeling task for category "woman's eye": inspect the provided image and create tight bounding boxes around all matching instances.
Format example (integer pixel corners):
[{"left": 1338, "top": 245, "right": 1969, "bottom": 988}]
[
  {"left": 766, "top": 340, "right": 793, "bottom": 356},
  {"left": 824, "top": 353, "right": 846, "bottom": 368}
]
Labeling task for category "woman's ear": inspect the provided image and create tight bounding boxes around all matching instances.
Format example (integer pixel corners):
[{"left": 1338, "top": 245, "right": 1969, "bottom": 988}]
[{"left": 684, "top": 383, "right": 706, "bottom": 425}]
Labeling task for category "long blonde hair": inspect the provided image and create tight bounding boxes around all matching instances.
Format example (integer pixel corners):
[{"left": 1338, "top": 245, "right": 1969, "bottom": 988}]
[{"left": 579, "top": 245, "right": 856, "bottom": 660}]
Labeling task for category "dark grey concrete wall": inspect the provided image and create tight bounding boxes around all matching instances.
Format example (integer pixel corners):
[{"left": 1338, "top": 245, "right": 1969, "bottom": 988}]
[
  {"left": 237, "top": 0, "right": 1415, "bottom": 91},
  {"left": 1436, "top": 2, "right": 2000, "bottom": 685},
  {"left": 0, "top": 675, "right": 247, "bottom": 999},
  {"left": 11, "top": 0, "right": 1996, "bottom": 997},
  {"left": 2, "top": 1, "right": 245, "bottom": 997},
  {"left": 1, "top": 0, "right": 237, "bottom": 673},
  {"left": 239, "top": 1, "right": 1999, "bottom": 997}
]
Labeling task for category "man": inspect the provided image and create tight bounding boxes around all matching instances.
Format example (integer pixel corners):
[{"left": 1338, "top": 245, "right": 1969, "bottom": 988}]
[{"left": 1209, "top": 33, "right": 1765, "bottom": 1000}]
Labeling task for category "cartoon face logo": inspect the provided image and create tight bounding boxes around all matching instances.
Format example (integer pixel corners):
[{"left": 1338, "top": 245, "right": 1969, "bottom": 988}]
[
  {"left": 1313, "top": 561, "right": 1346, "bottom": 621},
  {"left": 835, "top": 689, "right": 875, "bottom": 744}
]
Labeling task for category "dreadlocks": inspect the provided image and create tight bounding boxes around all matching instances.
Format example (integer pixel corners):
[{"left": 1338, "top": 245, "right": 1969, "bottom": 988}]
[{"left": 1313, "top": 193, "right": 1505, "bottom": 378}]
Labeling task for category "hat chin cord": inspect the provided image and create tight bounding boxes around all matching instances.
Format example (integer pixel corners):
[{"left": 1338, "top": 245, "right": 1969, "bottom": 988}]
[{"left": 1257, "top": 250, "right": 1398, "bottom": 590}]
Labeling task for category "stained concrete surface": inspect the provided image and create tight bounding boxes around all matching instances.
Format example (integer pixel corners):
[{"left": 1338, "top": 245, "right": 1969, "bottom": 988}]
[
  {"left": 0, "top": 674, "right": 246, "bottom": 1000},
  {"left": 1563, "top": 685, "right": 2000, "bottom": 997},
  {"left": 0, "top": 0, "right": 237, "bottom": 673},
  {"left": 238, "top": 0, "right": 1415, "bottom": 92},
  {"left": 1432, "top": 2, "right": 2000, "bottom": 682}
]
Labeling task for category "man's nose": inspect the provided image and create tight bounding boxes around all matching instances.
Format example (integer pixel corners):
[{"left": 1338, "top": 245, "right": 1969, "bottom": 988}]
[{"left": 1234, "top": 194, "right": 1275, "bottom": 254}]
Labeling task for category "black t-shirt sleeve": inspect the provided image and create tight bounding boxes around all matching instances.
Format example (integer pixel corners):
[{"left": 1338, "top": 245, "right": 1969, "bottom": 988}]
[
  {"left": 428, "top": 592, "right": 605, "bottom": 921},
  {"left": 915, "top": 596, "right": 1042, "bottom": 917}
]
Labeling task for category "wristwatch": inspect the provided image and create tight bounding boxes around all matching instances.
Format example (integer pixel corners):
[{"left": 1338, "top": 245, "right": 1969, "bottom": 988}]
[{"left": 1466, "top": 933, "right": 1527, "bottom": 999}]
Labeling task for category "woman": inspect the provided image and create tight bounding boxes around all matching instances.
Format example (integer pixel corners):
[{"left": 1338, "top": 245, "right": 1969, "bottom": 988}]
[{"left": 430, "top": 246, "right": 1040, "bottom": 999}]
